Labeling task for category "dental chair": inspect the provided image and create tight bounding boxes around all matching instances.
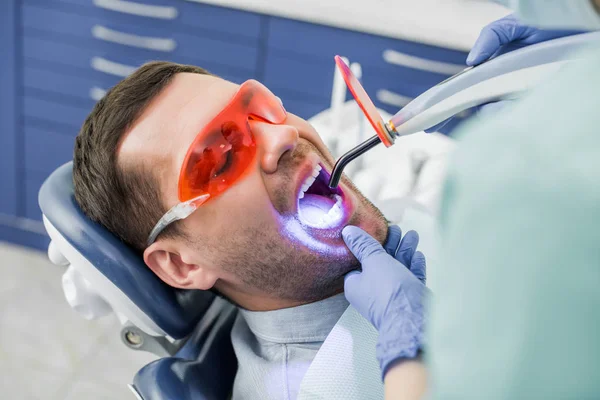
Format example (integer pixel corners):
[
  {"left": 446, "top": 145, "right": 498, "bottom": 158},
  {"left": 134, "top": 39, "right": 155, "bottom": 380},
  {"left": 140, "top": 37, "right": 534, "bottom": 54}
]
[{"left": 38, "top": 162, "right": 238, "bottom": 400}]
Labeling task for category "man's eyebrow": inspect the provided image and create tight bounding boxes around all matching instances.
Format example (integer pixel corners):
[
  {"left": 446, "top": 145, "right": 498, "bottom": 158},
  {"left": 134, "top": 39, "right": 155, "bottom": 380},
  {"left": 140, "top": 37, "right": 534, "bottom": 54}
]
[{"left": 181, "top": 85, "right": 249, "bottom": 154}]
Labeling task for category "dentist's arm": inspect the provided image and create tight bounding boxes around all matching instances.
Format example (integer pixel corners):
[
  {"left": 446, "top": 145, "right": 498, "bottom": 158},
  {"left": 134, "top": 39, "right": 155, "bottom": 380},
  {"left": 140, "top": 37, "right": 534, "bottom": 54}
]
[
  {"left": 343, "top": 225, "right": 429, "bottom": 400},
  {"left": 385, "top": 359, "right": 427, "bottom": 400}
]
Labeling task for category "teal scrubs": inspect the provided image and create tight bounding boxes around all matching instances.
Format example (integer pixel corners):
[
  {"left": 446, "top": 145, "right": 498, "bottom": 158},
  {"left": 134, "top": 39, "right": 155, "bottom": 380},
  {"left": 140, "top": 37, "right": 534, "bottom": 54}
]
[{"left": 428, "top": 44, "right": 600, "bottom": 399}]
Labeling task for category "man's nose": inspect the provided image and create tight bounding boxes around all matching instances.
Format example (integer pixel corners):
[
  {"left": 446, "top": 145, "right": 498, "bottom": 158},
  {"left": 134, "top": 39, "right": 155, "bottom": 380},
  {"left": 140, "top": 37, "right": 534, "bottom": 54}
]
[{"left": 250, "top": 120, "right": 299, "bottom": 174}]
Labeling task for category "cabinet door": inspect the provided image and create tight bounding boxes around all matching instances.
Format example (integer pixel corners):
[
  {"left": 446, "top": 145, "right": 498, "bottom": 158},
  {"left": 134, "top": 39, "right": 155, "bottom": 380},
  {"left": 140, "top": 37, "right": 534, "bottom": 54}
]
[{"left": 0, "top": 0, "right": 18, "bottom": 216}]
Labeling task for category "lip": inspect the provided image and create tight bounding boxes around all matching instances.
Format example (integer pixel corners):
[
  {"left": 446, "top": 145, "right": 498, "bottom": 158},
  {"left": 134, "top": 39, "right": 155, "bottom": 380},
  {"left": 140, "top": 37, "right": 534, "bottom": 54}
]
[{"left": 293, "top": 155, "right": 353, "bottom": 229}]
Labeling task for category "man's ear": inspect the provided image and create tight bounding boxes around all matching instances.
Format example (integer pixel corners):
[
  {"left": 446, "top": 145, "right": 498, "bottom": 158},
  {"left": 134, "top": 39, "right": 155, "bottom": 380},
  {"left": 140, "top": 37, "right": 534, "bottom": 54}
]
[{"left": 143, "top": 242, "right": 218, "bottom": 290}]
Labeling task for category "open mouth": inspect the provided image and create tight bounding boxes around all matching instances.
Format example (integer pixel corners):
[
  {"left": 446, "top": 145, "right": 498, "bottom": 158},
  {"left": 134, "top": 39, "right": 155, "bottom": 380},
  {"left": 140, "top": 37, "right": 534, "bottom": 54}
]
[{"left": 297, "top": 164, "right": 344, "bottom": 228}]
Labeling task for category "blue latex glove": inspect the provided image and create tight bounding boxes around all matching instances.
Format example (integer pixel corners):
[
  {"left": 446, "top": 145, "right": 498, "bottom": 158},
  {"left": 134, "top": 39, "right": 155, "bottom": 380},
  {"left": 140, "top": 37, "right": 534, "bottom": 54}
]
[
  {"left": 425, "top": 14, "right": 581, "bottom": 133},
  {"left": 467, "top": 14, "right": 583, "bottom": 66},
  {"left": 343, "top": 225, "right": 428, "bottom": 379}
]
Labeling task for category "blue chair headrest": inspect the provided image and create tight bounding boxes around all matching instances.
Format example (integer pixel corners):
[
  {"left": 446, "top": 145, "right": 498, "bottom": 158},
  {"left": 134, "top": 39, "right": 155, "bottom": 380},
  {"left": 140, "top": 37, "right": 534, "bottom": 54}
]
[{"left": 38, "top": 162, "right": 214, "bottom": 339}]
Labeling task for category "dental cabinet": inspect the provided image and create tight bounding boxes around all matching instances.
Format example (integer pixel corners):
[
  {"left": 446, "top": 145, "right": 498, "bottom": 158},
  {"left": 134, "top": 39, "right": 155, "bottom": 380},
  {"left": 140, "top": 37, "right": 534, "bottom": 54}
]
[{"left": 0, "top": 0, "right": 504, "bottom": 250}]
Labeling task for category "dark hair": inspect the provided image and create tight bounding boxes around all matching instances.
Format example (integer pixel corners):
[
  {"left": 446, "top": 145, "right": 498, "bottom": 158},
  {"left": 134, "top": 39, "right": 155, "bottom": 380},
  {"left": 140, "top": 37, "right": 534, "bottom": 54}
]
[{"left": 73, "top": 61, "right": 213, "bottom": 253}]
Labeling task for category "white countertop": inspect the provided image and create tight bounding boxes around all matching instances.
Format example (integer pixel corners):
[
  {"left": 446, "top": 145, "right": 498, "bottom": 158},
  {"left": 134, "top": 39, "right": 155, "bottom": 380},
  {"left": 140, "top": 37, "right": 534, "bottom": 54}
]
[{"left": 190, "top": 0, "right": 509, "bottom": 51}]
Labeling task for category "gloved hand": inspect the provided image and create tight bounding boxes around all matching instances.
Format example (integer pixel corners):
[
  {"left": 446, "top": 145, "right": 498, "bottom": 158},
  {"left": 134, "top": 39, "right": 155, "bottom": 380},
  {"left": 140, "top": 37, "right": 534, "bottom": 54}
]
[
  {"left": 425, "top": 14, "right": 581, "bottom": 133},
  {"left": 343, "top": 225, "right": 428, "bottom": 379},
  {"left": 467, "top": 14, "right": 583, "bottom": 66}
]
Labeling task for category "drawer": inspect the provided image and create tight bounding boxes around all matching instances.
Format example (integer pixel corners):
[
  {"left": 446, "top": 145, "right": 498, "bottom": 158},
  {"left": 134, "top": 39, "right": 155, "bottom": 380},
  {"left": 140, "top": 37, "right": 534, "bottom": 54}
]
[
  {"left": 25, "top": 171, "right": 50, "bottom": 221},
  {"left": 267, "top": 17, "right": 467, "bottom": 74},
  {"left": 23, "top": 61, "right": 255, "bottom": 114},
  {"left": 264, "top": 53, "right": 448, "bottom": 102},
  {"left": 264, "top": 54, "right": 334, "bottom": 101},
  {"left": 23, "top": 124, "right": 76, "bottom": 174},
  {"left": 26, "top": 0, "right": 262, "bottom": 40},
  {"left": 23, "top": 95, "right": 95, "bottom": 130},
  {"left": 24, "top": 65, "right": 121, "bottom": 102},
  {"left": 278, "top": 94, "right": 330, "bottom": 121},
  {"left": 22, "top": 4, "right": 259, "bottom": 73},
  {"left": 23, "top": 36, "right": 257, "bottom": 84}
]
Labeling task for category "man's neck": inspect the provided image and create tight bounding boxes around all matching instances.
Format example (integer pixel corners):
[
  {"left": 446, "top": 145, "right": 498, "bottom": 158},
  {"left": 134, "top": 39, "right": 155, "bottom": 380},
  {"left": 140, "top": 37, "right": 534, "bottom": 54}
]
[
  {"left": 216, "top": 279, "right": 345, "bottom": 311},
  {"left": 238, "top": 291, "right": 350, "bottom": 343}
]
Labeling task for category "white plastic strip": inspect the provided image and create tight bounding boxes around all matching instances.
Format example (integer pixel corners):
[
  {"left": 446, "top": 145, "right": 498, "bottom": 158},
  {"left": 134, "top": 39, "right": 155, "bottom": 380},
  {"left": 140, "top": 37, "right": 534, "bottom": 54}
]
[
  {"left": 127, "top": 384, "right": 144, "bottom": 400},
  {"left": 383, "top": 49, "right": 464, "bottom": 75},
  {"left": 92, "top": 25, "right": 176, "bottom": 52},
  {"left": 91, "top": 56, "right": 137, "bottom": 77},
  {"left": 376, "top": 89, "right": 413, "bottom": 108},
  {"left": 93, "top": 0, "right": 178, "bottom": 20},
  {"left": 89, "top": 87, "right": 107, "bottom": 102}
]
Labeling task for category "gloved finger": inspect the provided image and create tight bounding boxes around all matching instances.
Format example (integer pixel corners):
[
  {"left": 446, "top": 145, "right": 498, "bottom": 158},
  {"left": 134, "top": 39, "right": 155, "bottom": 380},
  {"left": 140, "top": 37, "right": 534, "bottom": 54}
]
[
  {"left": 342, "top": 225, "right": 387, "bottom": 265},
  {"left": 383, "top": 225, "right": 402, "bottom": 257},
  {"left": 395, "top": 230, "right": 419, "bottom": 267},
  {"left": 520, "top": 29, "right": 585, "bottom": 46},
  {"left": 467, "top": 25, "right": 505, "bottom": 66},
  {"left": 343, "top": 270, "right": 363, "bottom": 305},
  {"left": 466, "top": 15, "right": 523, "bottom": 66},
  {"left": 410, "top": 251, "right": 427, "bottom": 285},
  {"left": 424, "top": 117, "right": 453, "bottom": 133}
]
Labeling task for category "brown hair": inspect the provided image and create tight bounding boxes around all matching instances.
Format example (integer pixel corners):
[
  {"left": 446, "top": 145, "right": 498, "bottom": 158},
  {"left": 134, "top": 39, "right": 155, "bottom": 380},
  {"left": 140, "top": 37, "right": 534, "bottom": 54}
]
[{"left": 73, "top": 61, "right": 213, "bottom": 253}]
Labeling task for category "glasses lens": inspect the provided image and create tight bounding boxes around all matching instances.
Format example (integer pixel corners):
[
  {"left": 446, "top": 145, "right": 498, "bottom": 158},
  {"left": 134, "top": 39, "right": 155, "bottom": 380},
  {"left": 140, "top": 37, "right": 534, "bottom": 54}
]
[
  {"left": 178, "top": 80, "right": 286, "bottom": 203},
  {"left": 179, "top": 119, "right": 255, "bottom": 202}
]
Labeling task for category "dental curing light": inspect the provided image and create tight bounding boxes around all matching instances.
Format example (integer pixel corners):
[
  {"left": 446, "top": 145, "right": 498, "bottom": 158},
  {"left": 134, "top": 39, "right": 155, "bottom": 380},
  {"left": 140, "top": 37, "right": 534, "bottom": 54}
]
[{"left": 328, "top": 31, "right": 600, "bottom": 188}]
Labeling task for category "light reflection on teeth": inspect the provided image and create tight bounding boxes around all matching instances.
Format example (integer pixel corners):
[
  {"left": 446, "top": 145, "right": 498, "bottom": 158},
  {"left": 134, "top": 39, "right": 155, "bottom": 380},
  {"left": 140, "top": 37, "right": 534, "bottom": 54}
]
[
  {"left": 297, "top": 163, "right": 343, "bottom": 228},
  {"left": 301, "top": 176, "right": 316, "bottom": 193},
  {"left": 311, "top": 165, "right": 321, "bottom": 177},
  {"left": 318, "top": 195, "right": 343, "bottom": 227},
  {"left": 300, "top": 164, "right": 322, "bottom": 197}
]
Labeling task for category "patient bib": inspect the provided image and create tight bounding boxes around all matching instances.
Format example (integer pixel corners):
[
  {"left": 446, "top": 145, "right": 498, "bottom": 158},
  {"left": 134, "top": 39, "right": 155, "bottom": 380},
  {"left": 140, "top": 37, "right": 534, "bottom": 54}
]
[{"left": 297, "top": 306, "right": 383, "bottom": 400}]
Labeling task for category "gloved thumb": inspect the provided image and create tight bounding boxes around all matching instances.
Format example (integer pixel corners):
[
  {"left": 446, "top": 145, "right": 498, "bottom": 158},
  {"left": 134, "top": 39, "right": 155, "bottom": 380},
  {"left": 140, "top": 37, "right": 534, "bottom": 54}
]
[
  {"left": 342, "top": 225, "right": 387, "bottom": 264},
  {"left": 344, "top": 270, "right": 362, "bottom": 302}
]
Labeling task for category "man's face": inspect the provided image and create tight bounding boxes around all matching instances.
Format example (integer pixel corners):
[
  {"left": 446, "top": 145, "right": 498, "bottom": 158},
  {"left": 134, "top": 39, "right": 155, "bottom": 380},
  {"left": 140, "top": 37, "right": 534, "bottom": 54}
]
[{"left": 120, "top": 73, "right": 387, "bottom": 308}]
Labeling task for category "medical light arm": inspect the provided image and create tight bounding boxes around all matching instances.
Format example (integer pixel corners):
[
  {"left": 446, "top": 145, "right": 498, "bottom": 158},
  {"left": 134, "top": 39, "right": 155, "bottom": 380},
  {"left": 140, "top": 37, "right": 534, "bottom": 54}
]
[{"left": 328, "top": 31, "right": 600, "bottom": 188}]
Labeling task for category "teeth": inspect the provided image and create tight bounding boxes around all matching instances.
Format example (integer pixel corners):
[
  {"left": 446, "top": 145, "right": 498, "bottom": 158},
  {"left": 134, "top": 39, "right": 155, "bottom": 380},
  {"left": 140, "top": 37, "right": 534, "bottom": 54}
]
[
  {"left": 301, "top": 176, "right": 316, "bottom": 193},
  {"left": 317, "top": 195, "right": 343, "bottom": 227},
  {"left": 297, "top": 164, "right": 344, "bottom": 228},
  {"left": 311, "top": 164, "right": 322, "bottom": 177},
  {"left": 300, "top": 165, "right": 323, "bottom": 197}
]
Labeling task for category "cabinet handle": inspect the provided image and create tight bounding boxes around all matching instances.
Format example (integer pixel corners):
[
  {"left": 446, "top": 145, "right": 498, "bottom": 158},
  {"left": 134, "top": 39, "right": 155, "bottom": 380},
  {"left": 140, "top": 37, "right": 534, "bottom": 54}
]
[
  {"left": 92, "top": 25, "right": 176, "bottom": 52},
  {"left": 382, "top": 49, "right": 464, "bottom": 75},
  {"left": 91, "top": 57, "right": 137, "bottom": 77},
  {"left": 376, "top": 89, "right": 412, "bottom": 108},
  {"left": 89, "top": 87, "right": 107, "bottom": 102},
  {"left": 93, "top": 0, "right": 178, "bottom": 20}
]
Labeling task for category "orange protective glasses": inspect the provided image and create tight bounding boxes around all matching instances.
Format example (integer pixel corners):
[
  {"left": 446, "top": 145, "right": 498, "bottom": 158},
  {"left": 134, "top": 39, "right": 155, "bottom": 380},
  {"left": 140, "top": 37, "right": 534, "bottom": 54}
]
[{"left": 147, "top": 80, "right": 287, "bottom": 245}]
